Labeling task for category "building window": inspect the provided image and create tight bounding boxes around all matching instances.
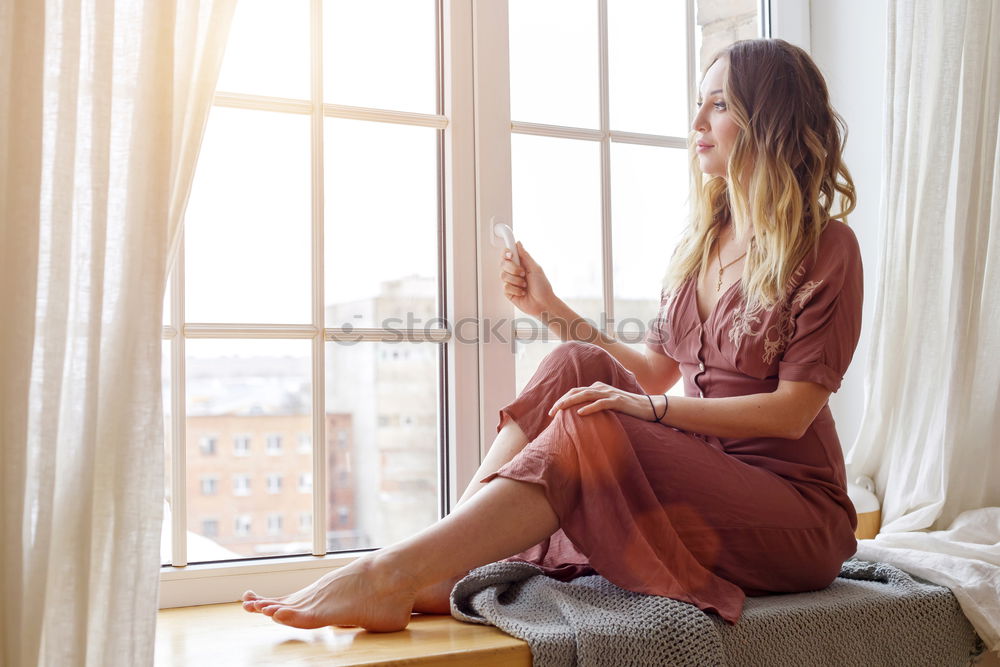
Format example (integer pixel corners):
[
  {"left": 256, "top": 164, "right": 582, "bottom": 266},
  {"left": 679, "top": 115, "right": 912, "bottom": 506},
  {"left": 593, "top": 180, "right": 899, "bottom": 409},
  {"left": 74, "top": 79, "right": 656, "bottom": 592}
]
[
  {"left": 266, "top": 473, "right": 282, "bottom": 494},
  {"left": 200, "top": 476, "right": 219, "bottom": 495},
  {"left": 337, "top": 506, "right": 350, "bottom": 527},
  {"left": 199, "top": 435, "right": 218, "bottom": 456},
  {"left": 298, "top": 512, "right": 312, "bottom": 534},
  {"left": 234, "top": 515, "right": 252, "bottom": 537},
  {"left": 201, "top": 518, "right": 219, "bottom": 538},
  {"left": 298, "top": 472, "right": 312, "bottom": 493},
  {"left": 335, "top": 429, "right": 347, "bottom": 448},
  {"left": 266, "top": 434, "right": 282, "bottom": 455},
  {"left": 266, "top": 513, "right": 283, "bottom": 536},
  {"left": 297, "top": 432, "right": 311, "bottom": 453},
  {"left": 234, "top": 435, "right": 251, "bottom": 456},
  {"left": 233, "top": 474, "right": 251, "bottom": 496}
]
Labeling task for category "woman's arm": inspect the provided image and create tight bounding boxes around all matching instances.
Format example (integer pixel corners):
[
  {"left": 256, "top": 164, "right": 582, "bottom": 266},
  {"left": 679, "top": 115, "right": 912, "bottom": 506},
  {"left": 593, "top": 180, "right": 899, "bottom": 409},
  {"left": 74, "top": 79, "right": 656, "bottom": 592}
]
[
  {"left": 539, "top": 295, "right": 680, "bottom": 394},
  {"left": 648, "top": 379, "right": 831, "bottom": 440}
]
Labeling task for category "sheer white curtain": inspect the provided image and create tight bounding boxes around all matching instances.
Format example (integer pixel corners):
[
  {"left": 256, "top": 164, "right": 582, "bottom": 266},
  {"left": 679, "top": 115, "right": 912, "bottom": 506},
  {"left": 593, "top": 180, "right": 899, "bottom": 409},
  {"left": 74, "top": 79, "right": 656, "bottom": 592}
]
[
  {"left": 845, "top": 0, "right": 1000, "bottom": 654},
  {"left": 0, "top": 1, "right": 234, "bottom": 665}
]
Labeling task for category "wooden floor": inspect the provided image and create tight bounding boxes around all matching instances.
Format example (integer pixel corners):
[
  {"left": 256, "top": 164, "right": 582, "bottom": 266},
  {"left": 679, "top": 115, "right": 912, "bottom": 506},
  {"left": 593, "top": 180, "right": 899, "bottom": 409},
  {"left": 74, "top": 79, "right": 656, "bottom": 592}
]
[{"left": 155, "top": 602, "right": 531, "bottom": 667}]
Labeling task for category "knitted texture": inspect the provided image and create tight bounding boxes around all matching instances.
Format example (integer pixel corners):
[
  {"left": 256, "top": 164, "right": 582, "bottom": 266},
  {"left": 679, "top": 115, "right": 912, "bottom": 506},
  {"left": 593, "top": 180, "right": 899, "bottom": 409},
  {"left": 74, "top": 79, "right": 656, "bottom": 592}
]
[{"left": 450, "top": 558, "right": 986, "bottom": 667}]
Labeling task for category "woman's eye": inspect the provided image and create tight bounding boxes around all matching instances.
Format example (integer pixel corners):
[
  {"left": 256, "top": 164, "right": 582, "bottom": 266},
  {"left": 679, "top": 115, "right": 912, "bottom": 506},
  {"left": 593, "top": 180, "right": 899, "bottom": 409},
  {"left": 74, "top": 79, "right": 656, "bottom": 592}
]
[{"left": 695, "top": 100, "right": 727, "bottom": 111}]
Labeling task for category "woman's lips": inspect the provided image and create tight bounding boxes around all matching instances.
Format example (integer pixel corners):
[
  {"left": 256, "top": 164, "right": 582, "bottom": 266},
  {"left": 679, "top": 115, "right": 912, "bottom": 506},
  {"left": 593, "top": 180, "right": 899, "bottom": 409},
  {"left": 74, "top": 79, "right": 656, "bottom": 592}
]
[{"left": 697, "top": 143, "right": 714, "bottom": 152}]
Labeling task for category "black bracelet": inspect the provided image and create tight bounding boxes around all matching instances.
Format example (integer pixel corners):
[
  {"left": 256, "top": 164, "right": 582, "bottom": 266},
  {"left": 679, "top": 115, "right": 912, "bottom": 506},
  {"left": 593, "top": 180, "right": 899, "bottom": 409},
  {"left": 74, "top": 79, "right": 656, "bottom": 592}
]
[
  {"left": 646, "top": 394, "right": 657, "bottom": 422},
  {"left": 659, "top": 393, "right": 669, "bottom": 422}
]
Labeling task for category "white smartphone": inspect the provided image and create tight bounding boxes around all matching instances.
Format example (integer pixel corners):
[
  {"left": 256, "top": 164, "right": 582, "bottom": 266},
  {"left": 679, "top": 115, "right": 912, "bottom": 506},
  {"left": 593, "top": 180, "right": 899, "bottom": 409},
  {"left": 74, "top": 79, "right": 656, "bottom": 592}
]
[{"left": 492, "top": 221, "right": 520, "bottom": 267}]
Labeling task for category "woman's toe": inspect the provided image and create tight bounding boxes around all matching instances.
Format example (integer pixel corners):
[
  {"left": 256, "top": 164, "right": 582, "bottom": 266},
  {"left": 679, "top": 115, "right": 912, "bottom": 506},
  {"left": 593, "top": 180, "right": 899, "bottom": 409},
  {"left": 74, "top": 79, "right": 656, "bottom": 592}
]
[{"left": 272, "top": 606, "right": 324, "bottom": 629}]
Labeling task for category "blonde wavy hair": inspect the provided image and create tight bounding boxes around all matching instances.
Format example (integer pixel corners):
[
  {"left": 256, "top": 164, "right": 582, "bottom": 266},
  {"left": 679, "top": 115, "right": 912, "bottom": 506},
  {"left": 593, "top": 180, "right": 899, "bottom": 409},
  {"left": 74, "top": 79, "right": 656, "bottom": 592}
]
[{"left": 663, "top": 38, "right": 857, "bottom": 310}]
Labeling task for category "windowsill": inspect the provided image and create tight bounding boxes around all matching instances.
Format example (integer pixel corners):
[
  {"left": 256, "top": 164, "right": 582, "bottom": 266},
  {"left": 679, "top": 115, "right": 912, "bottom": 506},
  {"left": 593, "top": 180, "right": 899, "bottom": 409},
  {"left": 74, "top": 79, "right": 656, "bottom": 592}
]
[{"left": 155, "top": 603, "right": 531, "bottom": 666}]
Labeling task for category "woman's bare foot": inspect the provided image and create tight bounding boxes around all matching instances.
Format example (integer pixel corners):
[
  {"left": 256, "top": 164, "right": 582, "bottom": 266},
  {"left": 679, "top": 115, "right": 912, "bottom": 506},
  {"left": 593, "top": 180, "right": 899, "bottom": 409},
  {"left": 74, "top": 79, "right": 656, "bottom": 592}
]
[
  {"left": 411, "top": 572, "right": 467, "bottom": 615},
  {"left": 239, "top": 553, "right": 419, "bottom": 631}
]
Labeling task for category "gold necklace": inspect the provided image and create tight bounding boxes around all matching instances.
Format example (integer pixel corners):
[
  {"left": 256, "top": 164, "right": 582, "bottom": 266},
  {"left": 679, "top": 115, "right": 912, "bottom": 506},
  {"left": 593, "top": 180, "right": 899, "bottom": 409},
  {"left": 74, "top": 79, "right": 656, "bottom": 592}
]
[{"left": 716, "top": 235, "right": 748, "bottom": 292}]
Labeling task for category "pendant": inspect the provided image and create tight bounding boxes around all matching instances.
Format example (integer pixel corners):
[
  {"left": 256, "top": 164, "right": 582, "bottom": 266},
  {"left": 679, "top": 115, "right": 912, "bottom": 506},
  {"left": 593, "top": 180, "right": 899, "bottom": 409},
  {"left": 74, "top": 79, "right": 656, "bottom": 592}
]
[{"left": 716, "top": 271, "right": 723, "bottom": 292}]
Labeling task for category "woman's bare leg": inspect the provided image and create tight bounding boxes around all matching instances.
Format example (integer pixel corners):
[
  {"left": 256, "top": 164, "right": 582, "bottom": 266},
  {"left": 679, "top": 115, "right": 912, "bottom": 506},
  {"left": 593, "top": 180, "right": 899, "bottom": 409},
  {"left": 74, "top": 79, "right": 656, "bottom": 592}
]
[
  {"left": 457, "top": 418, "right": 529, "bottom": 506},
  {"left": 409, "top": 419, "right": 531, "bottom": 612},
  {"left": 242, "top": 420, "right": 535, "bottom": 616},
  {"left": 241, "top": 475, "right": 559, "bottom": 631}
]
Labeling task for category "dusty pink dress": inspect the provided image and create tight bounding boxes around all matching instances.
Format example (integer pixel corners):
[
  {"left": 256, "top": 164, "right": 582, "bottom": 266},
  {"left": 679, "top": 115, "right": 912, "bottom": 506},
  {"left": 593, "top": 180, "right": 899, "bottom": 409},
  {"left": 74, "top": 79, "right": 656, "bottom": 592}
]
[{"left": 480, "top": 221, "right": 863, "bottom": 625}]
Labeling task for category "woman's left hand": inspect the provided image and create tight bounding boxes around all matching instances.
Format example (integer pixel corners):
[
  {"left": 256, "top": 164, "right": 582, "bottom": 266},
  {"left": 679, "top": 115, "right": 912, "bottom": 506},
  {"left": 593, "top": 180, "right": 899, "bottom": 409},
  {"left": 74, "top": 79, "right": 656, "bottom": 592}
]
[{"left": 547, "top": 382, "right": 656, "bottom": 421}]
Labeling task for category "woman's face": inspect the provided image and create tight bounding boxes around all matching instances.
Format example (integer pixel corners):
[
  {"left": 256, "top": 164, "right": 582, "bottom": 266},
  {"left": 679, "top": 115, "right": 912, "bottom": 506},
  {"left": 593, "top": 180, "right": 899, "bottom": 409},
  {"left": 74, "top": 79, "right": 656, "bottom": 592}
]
[{"left": 692, "top": 58, "right": 740, "bottom": 179}]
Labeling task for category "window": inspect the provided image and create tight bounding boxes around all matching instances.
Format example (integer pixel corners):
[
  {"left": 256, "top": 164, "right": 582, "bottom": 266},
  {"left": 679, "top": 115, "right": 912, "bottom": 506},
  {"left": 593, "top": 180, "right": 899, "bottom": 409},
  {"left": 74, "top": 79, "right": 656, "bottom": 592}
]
[
  {"left": 161, "top": 0, "right": 450, "bottom": 573},
  {"left": 233, "top": 475, "right": 251, "bottom": 497},
  {"left": 201, "top": 519, "right": 220, "bottom": 538},
  {"left": 266, "top": 473, "right": 282, "bottom": 494},
  {"left": 234, "top": 515, "right": 252, "bottom": 537},
  {"left": 298, "top": 472, "right": 312, "bottom": 494},
  {"left": 267, "top": 513, "right": 283, "bottom": 536},
  {"left": 200, "top": 476, "right": 218, "bottom": 496},
  {"left": 161, "top": 0, "right": 763, "bottom": 607},
  {"left": 233, "top": 435, "right": 251, "bottom": 457},
  {"left": 199, "top": 435, "right": 218, "bottom": 456}
]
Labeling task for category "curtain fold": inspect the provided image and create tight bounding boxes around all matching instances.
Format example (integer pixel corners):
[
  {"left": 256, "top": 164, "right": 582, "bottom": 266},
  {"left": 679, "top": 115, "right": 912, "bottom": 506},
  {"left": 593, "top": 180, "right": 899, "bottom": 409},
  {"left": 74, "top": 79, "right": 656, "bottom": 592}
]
[
  {"left": 0, "top": 1, "right": 234, "bottom": 665},
  {"left": 845, "top": 0, "right": 1000, "bottom": 654}
]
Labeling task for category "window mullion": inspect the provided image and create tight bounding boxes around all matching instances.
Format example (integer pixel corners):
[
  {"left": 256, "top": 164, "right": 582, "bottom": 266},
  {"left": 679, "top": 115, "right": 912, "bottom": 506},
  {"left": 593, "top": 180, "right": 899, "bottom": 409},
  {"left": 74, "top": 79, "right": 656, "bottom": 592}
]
[
  {"left": 598, "top": 0, "right": 614, "bottom": 333},
  {"left": 171, "top": 231, "right": 188, "bottom": 567},
  {"left": 310, "top": 0, "right": 327, "bottom": 557}
]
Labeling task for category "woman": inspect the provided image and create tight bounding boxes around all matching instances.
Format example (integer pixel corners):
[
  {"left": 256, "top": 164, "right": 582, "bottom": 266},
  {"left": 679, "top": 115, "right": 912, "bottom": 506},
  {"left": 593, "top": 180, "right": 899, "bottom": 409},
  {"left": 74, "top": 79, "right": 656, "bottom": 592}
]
[{"left": 241, "top": 38, "right": 863, "bottom": 631}]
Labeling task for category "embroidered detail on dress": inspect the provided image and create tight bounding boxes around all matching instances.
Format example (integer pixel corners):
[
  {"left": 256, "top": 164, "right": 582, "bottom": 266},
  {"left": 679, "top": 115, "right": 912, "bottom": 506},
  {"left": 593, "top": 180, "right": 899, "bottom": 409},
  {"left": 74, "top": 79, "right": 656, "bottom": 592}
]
[
  {"left": 728, "top": 301, "right": 764, "bottom": 348},
  {"left": 793, "top": 280, "right": 823, "bottom": 308},
  {"left": 727, "top": 265, "right": 820, "bottom": 364},
  {"left": 651, "top": 287, "right": 679, "bottom": 344}
]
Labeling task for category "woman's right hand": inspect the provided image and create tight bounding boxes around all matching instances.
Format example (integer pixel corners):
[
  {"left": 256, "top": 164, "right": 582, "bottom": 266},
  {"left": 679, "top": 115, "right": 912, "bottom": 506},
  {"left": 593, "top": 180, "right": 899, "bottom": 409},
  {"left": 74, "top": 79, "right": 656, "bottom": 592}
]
[{"left": 500, "top": 241, "right": 556, "bottom": 319}]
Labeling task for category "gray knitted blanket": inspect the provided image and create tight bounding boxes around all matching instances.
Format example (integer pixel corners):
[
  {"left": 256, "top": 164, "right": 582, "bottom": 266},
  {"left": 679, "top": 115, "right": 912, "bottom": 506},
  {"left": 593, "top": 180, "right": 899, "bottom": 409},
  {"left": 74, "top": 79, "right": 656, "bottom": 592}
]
[{"left": 450, "top": 558, "right": 986, "bottom": 666}]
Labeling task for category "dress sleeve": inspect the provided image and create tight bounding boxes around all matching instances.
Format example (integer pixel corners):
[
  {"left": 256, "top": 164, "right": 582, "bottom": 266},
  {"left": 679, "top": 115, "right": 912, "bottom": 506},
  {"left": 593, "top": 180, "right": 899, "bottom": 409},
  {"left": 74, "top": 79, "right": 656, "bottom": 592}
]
[
  {"left": 644, "top": 287, "right": 671, "bottom": 356},
  {"left": 777, "top": 224, "right": 864, "bottom": 393}
]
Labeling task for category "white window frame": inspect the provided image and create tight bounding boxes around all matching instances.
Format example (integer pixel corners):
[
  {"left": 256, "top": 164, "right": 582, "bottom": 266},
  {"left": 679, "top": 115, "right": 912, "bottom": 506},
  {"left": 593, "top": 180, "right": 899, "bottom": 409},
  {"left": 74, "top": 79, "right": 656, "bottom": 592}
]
[
  {"left": 234, "top": 515, "right": 252, "bottom": 537},
  {"left": 233, "top": 434, "right": 251, "bottom": 457},
  {"left": 159, "top": 0, "right": 778, "bottom": 609},
  {"left": 265, "top": 433, "right": 282, "bottom": 455},
  {"left": 266, "top": 473, "right": 282, "bottom": 495},
  {"left": 233, "top": 474, "right": 251, "bottom": 497},
  {"left": 200, "top": 475, "right": 219, "bottom": 496}
]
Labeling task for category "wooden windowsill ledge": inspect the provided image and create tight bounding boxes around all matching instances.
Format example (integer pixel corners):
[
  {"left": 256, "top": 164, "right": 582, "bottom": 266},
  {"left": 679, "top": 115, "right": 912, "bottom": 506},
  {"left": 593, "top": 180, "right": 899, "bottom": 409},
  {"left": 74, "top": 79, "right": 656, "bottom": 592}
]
[{"left": 155, "top": 602, "right": 531, "bottom": 666}]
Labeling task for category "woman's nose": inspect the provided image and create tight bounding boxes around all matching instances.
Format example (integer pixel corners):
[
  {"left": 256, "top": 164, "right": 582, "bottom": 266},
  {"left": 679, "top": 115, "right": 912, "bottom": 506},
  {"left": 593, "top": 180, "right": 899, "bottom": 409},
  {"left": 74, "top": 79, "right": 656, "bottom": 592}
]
[{"left": 692, "top": 107, "right": 707, "bottom": 133}]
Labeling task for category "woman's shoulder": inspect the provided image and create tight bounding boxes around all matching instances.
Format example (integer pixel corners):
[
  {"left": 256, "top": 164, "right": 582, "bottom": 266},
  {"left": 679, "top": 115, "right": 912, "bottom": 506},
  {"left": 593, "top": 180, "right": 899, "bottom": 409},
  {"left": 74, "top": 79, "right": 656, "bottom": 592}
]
[{"left": 817, "top": 219, "right": 861, "bottom": 258}]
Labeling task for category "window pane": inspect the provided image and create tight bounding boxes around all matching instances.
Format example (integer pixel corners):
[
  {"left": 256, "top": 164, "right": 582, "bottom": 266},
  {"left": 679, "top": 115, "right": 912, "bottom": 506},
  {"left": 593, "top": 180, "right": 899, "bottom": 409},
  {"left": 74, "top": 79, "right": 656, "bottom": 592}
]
[
  {"left": 514, "top": 338, "right": 565, "bottom": 396},
  {"left": 161, "top": 340, "right": 172, "bottom": 565},
  {"left": 608, "top": 0, "right": 689, "bottom": 137},
  {"left": 611, "top": 143, "right": 689, "bottom": 324},
  {"left": 215, "top": 0, "right": 310, "bottom": 100},
  {"left": 509, "top": 0, "right": 599, "bottom": 128},
  {"left": 185, "top": 107, "right": 311, "bottom": 324},
  {"left": 186, "top": 339, "right": 312, "bottom": 562},
  {"left": 323, "top": 0, "right": 437, "bottom": 113},
  {"left": 324, "top": 119, "right": 439, "bottom": 327},
  {"left": 326, "top": 341, "right": 441, "bottom": 550},
  {"left": 511, "top": 134, "right": 603, "bottom": 326},
  {"left": 695, "top": 0, "right": 759, "bottom": 77}
]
